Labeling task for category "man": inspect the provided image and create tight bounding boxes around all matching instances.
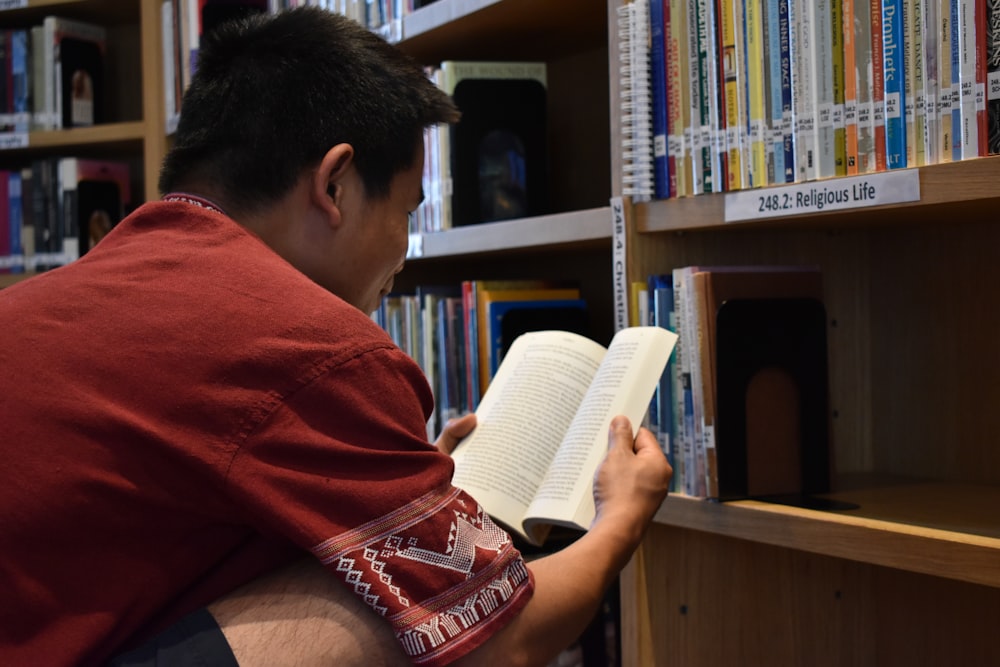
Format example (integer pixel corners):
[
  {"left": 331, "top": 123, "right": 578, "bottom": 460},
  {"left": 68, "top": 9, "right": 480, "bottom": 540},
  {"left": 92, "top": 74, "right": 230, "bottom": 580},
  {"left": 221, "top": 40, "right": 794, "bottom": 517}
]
[{"left": 0, "top": 7, "right": 671, "bottom": 666}]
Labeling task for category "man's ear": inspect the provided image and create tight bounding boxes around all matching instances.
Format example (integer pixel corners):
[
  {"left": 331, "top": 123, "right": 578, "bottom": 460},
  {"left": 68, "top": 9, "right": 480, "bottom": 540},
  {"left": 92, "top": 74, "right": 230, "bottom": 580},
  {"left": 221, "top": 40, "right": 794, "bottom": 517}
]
[{"left": 312, "top": 143, "right": 355, "bottom": 225}]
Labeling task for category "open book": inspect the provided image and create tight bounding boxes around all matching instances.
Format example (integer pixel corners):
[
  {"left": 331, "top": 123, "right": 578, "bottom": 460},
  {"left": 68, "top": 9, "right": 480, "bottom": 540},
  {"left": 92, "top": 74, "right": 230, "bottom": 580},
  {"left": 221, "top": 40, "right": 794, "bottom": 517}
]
[{"left": 451, "top": 326, "right": 678, "bottom": 547}]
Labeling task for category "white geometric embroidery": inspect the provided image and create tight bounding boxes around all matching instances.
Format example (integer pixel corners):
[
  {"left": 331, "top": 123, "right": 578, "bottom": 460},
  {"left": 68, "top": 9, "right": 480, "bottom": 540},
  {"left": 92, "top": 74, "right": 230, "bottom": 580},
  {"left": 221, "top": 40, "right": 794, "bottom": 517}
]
[{"left": 388, "top": 509, "right": 508, "bottom": 576}]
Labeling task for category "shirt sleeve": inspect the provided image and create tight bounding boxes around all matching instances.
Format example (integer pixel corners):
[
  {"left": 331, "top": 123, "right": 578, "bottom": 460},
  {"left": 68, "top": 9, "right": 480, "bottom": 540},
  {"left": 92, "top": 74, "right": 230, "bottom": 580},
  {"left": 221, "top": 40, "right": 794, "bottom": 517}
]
[{"left": 224, "top": 345, "right": 534, "bottom": 666}]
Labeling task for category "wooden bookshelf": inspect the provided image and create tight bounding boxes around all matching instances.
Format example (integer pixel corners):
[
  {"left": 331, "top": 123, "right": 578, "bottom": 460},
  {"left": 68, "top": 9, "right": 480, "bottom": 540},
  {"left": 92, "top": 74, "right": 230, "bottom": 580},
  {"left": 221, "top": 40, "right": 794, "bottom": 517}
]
[{"left": 609, "top": 0, "right": 1000, "bottom": 661}]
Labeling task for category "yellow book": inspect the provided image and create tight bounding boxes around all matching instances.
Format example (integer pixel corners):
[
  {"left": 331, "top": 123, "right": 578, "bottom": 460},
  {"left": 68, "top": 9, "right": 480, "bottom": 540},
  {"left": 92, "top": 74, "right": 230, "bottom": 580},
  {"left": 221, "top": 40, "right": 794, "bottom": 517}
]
[
  {"left": 831, "top": 0, "right": 847, "bottom": 175},
  {"left": 718, "top": 0, "right": 747, "bottom": 190},
  {"left": 744, "top": 0, "right": 769, "bottom": 187},
  {"left": 670, "top": 0, "right": 693, "bottom": 196}
]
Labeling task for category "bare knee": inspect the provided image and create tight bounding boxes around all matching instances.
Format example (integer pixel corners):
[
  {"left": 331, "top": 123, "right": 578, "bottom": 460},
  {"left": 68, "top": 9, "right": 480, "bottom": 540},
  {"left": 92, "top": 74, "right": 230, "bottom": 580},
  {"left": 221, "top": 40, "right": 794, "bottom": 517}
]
[{"left": 208, "top": 558, "right": 411, "bottom": 667}]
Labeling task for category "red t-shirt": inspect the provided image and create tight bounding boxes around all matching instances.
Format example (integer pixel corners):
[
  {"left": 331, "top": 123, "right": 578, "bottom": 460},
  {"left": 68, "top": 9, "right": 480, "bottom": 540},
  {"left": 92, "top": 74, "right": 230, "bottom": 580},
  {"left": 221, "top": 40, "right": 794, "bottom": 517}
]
[{"left": 0, "top": 201, "right": 532, "bottom": 666}]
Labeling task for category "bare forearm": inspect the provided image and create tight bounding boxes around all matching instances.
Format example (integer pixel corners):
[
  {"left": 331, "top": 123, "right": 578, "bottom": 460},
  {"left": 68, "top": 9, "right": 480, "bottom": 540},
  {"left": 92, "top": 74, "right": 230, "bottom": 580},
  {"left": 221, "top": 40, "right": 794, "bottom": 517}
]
[{"left": 451, "top": 522, "right": 640, "bottom": 667}]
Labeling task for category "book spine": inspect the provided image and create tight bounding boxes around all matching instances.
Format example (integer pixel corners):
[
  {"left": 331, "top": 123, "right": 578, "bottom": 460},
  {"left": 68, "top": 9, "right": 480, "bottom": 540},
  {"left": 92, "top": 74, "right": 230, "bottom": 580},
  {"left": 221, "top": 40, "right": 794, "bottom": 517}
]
[
  {"left": 855, "top": 0, "right": 877, "bottom": 172},
  {"left": 793, "top": 0, "right": 818, "bottom": 181},
  {"left": 619, "top": 0, "right": 655, "bottom": 200},
  {"left": 939, "top": 0, "right": 955, "bottom": 160},
  {"left": 8, "top": 170, "right": 22, "bottom": 273},
  {"left": 989, "top": 0, "right": 1000, "bottom": 154},
  {"left": 958, "top": 0, "right": 981, "bottom": 156},
  {"left": 951, "top": 0, "right": 963, "bottom": 160},
  {"left": 976, "top": 0, "right": 988, "bottom": 155},
  {"left": 843, "top": 0, "right": 860, "bottom": 173},
  {"left": 719, "top": 0, "right": 746, "bottom": 190},
  {"left": 902, "top": 0, "right": 917, "bottom": 166},
  {"left": 909, "top": 0, "right": 929, "bottom": 165},
  {"left": 745, "top": 0, "right": 770, "bottom": 186},
  {"left": 706, "top": 0, "right": 727, "bottom": 191},
  {"left": 920, "top": 0, "right": 940, "bottom": 165},
  {"left": 871, "top": 0, "right": 889, "bottom": 170},
  {"left": 883, "top": 0, "right": 907, "bottom": 168},
  {"left": 765, "top": 0, "right": 785, "bottom": 184},
  {"left": 831, "top": 0, "right": 848, "bottom": 175},
  {"left": 667, "top": 0, "right": 687, "bottom": 196},
  {"left": 778, "top": 0, "right": 795, "bottom": 181},
  {"left": 650, "top": 0, "right": 672, "bottom": 198},
  {"left": 695, "top": 0, "right": 718, "bottom": 192},
  {"left": 815, "top": 0, "right": 838, "bottom": 178},
  {"left": 686, "top": 0, "right": 705, "bottom": 194}
]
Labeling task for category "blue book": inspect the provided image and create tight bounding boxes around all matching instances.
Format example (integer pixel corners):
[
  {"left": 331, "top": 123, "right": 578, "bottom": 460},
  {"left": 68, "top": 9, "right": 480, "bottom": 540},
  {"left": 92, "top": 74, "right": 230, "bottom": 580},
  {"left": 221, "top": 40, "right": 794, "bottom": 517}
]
[
  {"left": 777, "top": 0, "right": 794, "bottom": 181},
  {"left": 9, "top": 171, "right": 22, "bottom": 273},
  {"left": 649, "top": 0, "right": 671, "bottom": 198},
  {"left": 881, "top": 0, "right": 906, "bottom": 168},
  {"left": 649, "top": 274, "right": 679, "bottom": 492},
  {"left": 486, "top": 298, "right": 589, "bottom": 378},
  {"left": 950, "top": 0, "right": 962, "bottom": 161}
]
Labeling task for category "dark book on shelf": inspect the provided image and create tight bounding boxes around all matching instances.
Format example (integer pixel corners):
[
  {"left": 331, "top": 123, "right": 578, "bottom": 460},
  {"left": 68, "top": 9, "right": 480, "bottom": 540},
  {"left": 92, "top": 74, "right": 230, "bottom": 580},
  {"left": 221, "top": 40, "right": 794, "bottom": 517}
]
[{"left": 440, "top": 61, "right": 548, "bottom": 227}]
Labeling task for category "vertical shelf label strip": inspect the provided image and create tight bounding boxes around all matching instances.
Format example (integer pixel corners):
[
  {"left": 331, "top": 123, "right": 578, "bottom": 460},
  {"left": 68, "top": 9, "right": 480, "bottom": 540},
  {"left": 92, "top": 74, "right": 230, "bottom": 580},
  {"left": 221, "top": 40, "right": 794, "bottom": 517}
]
[{"left": 611, "top": 196, "right": 628, "bottom": 333}]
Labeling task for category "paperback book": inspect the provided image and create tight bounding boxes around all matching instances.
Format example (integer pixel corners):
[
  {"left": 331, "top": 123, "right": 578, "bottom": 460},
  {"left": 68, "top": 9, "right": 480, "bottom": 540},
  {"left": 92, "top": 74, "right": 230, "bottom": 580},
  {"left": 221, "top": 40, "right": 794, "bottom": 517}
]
[{"left": 451, "top": 327, "right": 677, "bottom": 547}]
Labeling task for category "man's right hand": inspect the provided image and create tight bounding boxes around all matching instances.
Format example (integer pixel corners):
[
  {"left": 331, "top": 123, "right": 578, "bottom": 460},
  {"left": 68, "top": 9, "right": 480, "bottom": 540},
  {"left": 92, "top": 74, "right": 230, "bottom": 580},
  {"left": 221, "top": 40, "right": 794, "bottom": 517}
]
[{"left": 590, "top": 415, "right": 672, "bottom": 562}]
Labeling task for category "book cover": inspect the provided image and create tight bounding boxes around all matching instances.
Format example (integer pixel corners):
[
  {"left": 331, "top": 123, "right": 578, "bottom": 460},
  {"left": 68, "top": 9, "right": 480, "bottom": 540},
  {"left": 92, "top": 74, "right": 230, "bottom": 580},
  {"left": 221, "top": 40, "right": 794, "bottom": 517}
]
[
  {"left": 488, "top": 298, "right": 590, "bottom": 377},
  {"left": 7, "top": 170, "right": 23, "bottom": 274},
  {"left": 439, "top": 61, "right": 548, "bottom": 226},
  {"left": 450, "top": 327, "right": 677, "bottom": 547},
  {"left": 907, "top": 0, "right": 928, "bottom": 166},
  {"left": 8, "top": 29, "right": 29, "bottom": 134},
  {"left": 43, "top": 16, "right": 108, "bottom": 129},
  {"left": 650, "top": 274, "right": 681, "bottom": 492}
]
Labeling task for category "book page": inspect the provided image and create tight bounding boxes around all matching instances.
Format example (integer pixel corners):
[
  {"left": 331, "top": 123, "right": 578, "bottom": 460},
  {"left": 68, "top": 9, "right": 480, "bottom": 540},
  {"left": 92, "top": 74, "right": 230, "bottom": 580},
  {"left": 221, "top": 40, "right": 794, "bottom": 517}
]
[
  {"left": 523, "top": 326, "right": 678, "bottom": 539},
  {"left": 450, "top": 330, "right": 607, "bottom": 543}
]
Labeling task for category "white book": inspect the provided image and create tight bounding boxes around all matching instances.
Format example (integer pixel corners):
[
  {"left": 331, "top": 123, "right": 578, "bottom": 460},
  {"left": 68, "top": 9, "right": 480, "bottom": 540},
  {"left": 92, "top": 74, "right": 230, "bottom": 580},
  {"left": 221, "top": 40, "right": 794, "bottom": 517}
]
[{"left": 451, "top": 327, "right": 677, "bottom": 547}]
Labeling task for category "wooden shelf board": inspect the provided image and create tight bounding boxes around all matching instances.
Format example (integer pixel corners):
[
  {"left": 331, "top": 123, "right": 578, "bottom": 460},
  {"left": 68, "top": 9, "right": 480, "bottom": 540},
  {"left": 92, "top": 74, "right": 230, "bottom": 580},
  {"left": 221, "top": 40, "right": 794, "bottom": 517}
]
[
  {"left": 25, "top": 121, "right": 146, "bottom": 149},
  {"left": 400, "top": 0, "right": 606, "bottom": 61},
  {"left": 637, "top": 156, "right": 1000, "bottom": 233},
  {"left": 653, "top": 481, "right": 1000, "bottom": 588},
  {"left": 2, "top": 0, "right": 138, "bottom": 24},
  {"left": 410, "top": 206, "right": 611, "bottom": 260}
]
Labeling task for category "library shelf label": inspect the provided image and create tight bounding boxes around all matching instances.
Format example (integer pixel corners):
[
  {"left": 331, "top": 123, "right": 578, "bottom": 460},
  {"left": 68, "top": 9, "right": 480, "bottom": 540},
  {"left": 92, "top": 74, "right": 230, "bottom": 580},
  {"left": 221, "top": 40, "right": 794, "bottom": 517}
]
[
  {"left": 611, "top": 196, "right": 629, "bottom": 333},
  {"left": 0, "top": 132, "right": 28, "bottom": 150},
  {"left": 724, "top": 168, "right": 921, "bottom": 222}
]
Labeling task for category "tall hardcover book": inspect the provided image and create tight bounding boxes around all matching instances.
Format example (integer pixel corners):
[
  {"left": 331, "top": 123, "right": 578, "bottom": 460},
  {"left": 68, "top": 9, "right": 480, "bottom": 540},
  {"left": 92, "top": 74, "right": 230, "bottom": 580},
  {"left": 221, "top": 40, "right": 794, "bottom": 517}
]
[
  {"left": 814, "top": 0, "right": 838, "bottom": 178},
  {"left": 830, "top": 0, "right": 847, "bottom": 175},
  {"left": 439, "top": 60, "right": 549, "bottom": 226},
  {"left": 938, "top": 0, "right": 955, "bottom": 161},
  {"left": 870, "top": 0, "right": 889, "bottom": 170},
  {"left": 669, "top": 0, "right": 693, "bottom": 196},
  {"left": 843, "top": 0, "right": 860, "bottom": 173},
  {"left": 42, "top": 16, "right": 107, "bottom": 129}
]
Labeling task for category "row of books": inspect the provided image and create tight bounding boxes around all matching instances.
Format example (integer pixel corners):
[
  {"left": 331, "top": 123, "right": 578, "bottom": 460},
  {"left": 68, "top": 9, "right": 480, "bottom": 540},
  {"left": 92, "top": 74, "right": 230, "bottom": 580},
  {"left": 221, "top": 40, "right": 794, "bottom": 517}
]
[
  {"left": 621, "top": 0, "right": 1000, "bottom": 201},
  {"left": 411, "top": 60, "right": 549, "bottom": 234},
  {"left": 0, "top": 157, "right": 132, "bottom": 274},
  {"left": 635, "top": 265, "right": 831, "bottom": 501},
  {"left": 0, "top": 16, "right": 107, "bottom": 137},
  {"left": 374, "top": 280, "right": 589, "bottom": 438}
]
